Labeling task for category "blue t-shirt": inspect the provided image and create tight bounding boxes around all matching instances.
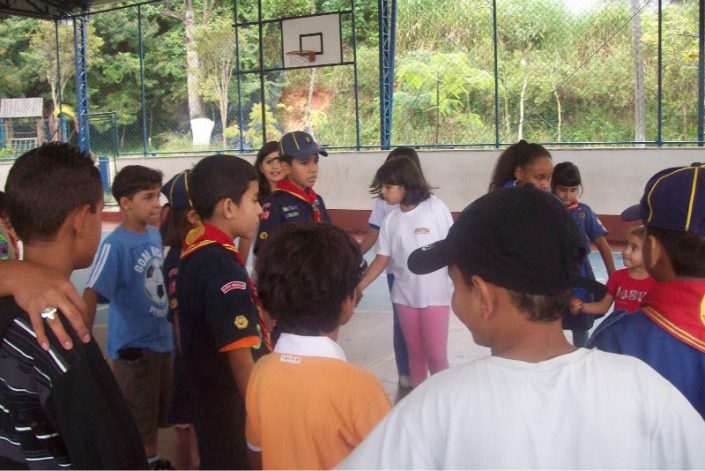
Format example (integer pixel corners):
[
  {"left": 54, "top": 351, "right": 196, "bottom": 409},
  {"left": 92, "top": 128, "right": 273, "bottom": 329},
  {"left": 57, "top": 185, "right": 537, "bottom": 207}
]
[
  {"left": 87, "top": 225, "right": 173, "bottom": 358},
  {"left": 570, "top": 202, "right": 607, "bottom": 291}
]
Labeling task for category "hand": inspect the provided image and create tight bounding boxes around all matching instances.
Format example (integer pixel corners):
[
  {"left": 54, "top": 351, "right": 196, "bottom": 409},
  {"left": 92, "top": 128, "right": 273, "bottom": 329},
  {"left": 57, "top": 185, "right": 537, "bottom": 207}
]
[
  {"left": 8, "top": 262, "right": 90, "bottom": 350},
  {"left": 569, "top": 297, "right": 583, "bottom": 316},
  {"left": 354, "top": 287, "right": 364, "bottom": 307}
]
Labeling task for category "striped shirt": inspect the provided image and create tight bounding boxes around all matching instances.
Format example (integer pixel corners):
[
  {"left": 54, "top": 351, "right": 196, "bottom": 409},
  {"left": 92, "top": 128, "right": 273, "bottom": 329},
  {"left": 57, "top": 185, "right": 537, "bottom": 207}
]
[{"left": 0, "top": 296, "right": 147, "bottom": 469}]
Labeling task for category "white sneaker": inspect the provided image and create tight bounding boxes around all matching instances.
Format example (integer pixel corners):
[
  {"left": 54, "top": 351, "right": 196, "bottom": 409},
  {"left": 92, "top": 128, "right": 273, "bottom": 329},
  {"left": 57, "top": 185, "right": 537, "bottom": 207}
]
[{"left": 398, "top": 375, "right": 412, "bottom": 389}]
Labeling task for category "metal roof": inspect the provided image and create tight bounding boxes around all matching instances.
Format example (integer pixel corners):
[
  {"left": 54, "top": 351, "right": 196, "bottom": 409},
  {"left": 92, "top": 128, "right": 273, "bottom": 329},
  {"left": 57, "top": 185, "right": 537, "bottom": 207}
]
[
  {"left": 0, "top": 1, "right": 134, "bottom": 20},
  {"left": 0, "top": 98, "right": 43, "bottom": 118}
]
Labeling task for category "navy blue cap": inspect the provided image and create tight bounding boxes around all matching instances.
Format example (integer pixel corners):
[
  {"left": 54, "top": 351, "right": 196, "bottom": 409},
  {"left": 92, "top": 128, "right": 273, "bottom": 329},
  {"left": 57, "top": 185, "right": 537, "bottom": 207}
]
[
  {"left": 161, "top": 170, "right": 192, "bottom": 209},
  {"left": 279, "top": 131, "right": 328, "bottom": 160},
  {"left": 408, "top": 187, "right": 606, "bottom": 297},
  {"left": 622, "top": 163, "right": 705, "bottom": 235}
]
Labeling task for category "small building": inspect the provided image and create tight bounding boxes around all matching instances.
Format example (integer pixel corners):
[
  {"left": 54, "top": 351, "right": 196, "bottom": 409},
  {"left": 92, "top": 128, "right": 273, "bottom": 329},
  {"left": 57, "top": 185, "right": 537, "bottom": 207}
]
[{"left": 0, "top": 98, "right": 47, "bottom": 157}]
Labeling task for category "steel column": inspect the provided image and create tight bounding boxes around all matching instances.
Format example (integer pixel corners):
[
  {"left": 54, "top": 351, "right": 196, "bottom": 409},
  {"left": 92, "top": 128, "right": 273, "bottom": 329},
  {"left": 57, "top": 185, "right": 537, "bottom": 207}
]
[
  {"left": 378, "top": 0, "right": 396, "bottom": 150},
  {"left": 73, "top": 13, "right": 90, "bottom": 152},
  {"left": 699, "top": 0, "right": 704, "bottom": 145},
  {"left": 138, "top": 5, "right": 148, "bottom": 155}
]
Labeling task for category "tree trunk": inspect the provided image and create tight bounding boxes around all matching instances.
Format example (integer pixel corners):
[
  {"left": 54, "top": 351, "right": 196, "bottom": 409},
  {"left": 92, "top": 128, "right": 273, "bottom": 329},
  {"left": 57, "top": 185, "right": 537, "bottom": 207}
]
[
  {"left": 184, "top": 0, "right": 205, "bottom": 121},
  {"left": 630, "top": 0, "right": 646, "bottom": 144},
  {"left": 554, "top": 89, "right": 562, "bottom": 142},
  {"left": 518, "top": 63, "right": 528, "bottom": 141}
]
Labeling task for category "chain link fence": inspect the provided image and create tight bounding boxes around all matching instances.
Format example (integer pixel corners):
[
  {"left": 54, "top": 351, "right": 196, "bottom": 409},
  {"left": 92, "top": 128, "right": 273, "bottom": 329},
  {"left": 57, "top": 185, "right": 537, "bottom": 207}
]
[{"left": 0, "top": 0, "right": 701, "bottom": 154}]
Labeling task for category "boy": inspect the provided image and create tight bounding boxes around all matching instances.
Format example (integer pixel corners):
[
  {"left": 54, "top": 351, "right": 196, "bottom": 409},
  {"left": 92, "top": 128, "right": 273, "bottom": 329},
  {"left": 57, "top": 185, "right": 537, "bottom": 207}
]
[
  {"left": 0, "top": 142, "right": 146, "bottom": 468},
  {"left": 246, "top": 223, "right": 391, "bottom": 469},
  {"left": 590, "top": 163, "right": 705, "bottom": 420},
  {"left": 339, "top": 187, "right": 705, "bottom": 469},
  {"left": 254, "top": 131, "right": 330, "bottom": 254},
  {"left": 83, "top": 165, "right": 173, "bottom": 467},
  {"left": 177, "top": 155, "right": 270, "bottom": 469}
]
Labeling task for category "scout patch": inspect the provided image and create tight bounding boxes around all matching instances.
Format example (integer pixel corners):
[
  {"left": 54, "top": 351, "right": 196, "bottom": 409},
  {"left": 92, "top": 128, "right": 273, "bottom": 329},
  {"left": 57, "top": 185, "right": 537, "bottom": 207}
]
[
  {"left": 221, "top": 280, "right": 247, "bottom": 294},
  {"left": 234, "top": 315, "right": 249, "bottom": 329}
]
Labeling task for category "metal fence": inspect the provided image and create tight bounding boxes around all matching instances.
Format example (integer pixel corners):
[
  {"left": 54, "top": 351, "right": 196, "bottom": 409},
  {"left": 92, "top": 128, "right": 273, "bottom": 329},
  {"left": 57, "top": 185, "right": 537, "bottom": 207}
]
[{"left": 0, "top": 0, "right": 702, "bottom": 155}]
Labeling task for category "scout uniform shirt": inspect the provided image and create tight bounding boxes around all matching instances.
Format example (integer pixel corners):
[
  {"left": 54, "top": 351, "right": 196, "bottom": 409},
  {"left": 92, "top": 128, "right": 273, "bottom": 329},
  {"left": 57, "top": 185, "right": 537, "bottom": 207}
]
[{"left": 254, "top": 178, "right": 331, "bottom": 254}]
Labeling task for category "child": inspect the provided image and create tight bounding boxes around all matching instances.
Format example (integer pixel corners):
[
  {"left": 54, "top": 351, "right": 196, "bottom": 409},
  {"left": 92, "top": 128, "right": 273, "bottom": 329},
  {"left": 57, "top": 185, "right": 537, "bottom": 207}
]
[
  {"left": 160, "top": 171, "right": 200, "bottom": 470},
  {"left": 591, "top": 163, "right": 705, "bottom": 420},
  {"left": 576, "top": 226, "right": 655, "bottom": 316},
  {"left": 246, "top": 222, "right": 391, "bottom": 469},
  {"left": 0, "top": 192, "right": 18, "bottom": 260},
  {"left": 339, "top": 186, "right": 705, "bottom": 469},
  {"left": 254, "top": 131, "right": 330, "bottom": 255},
  {"left": 358, "top": 146, "right": 423, "bottom": 391},
  {"left": 176, "top": 155, "right": 271, "bottom": 469},
  {"left": 551, "top": 161, "right": 615, "bottom": 347},
  {"left": 488, "top": 139, "right": 554, "bottom": 192},
  {"left": 83, "top": 165, "right": 173, "bottom": 467},
  {"left": 0, "top": 142, "right": 147, "bottom": 468},
  {"left": 238, "top": 140, "right": 282, "bottom": 264},
  {"left": 357, "top": 157, "right": 453, "bottom": 387}
]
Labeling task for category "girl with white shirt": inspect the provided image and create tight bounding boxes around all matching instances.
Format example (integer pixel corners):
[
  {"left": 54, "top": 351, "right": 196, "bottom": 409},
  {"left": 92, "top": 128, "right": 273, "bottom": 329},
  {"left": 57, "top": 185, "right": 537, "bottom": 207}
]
[{"left": 358, "top": 157, "right": 453, "bottom": 387}]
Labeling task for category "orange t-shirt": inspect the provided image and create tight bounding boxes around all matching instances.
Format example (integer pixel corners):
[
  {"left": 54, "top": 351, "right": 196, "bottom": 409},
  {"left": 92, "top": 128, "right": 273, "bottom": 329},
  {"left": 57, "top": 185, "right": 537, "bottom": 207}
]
[{"left": 245, "top": 344, "right": 391, "bottom": 469}]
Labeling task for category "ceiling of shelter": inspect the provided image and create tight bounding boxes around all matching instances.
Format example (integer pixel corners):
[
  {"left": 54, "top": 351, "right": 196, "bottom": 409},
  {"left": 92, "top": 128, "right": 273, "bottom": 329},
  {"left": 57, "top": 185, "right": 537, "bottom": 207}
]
[{"left": 0, "top": 0, "right": 130, "bottom": 20}]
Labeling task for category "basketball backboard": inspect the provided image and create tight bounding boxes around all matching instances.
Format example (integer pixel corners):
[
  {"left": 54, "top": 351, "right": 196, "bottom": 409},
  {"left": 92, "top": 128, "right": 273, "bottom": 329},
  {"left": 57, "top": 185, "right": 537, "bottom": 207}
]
[{"left": 281, "top": 13, "right": 342, "bottom": 69}]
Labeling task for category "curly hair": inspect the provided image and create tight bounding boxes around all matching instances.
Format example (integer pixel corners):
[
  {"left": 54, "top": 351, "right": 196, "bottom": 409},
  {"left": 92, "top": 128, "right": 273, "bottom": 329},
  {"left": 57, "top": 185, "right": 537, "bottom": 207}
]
[{"left": 488, "top": 140, "right": 552, "bottom": 192}]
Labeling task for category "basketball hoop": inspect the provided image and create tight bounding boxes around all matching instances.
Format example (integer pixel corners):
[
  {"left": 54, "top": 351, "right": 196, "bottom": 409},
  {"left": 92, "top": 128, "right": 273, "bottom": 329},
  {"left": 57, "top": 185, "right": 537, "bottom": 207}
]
[{"left": 286, "top": 49, "right": 318, "bottom": 67}]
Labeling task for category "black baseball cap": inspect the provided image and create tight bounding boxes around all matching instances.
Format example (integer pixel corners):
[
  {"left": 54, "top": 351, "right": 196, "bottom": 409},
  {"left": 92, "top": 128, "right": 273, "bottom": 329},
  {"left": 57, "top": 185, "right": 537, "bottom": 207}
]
[
  {"left": 621, "top": 163, "right": 705, "bottom": 235},
  {"left": 279, "top": 131, "right": 328, "bottom": 160},
  {"left": 161, "top": 170, "right": 192, "bottom": 209},
  {"left": 408, "top": 187, "right": 606, "bottom": 296}
]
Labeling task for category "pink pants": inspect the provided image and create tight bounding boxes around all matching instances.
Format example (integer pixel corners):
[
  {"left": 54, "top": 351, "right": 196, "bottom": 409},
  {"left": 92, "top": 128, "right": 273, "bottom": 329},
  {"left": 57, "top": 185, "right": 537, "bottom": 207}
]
[{"left": 394, "top": 304, "right": 450, "bottom": 387}]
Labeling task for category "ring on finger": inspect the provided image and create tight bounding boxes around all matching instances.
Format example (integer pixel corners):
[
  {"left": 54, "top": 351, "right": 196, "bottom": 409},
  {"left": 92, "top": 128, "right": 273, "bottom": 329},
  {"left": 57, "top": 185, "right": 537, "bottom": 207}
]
[{"left": 40, "top": 306, "right": 58, "bottom": 321}]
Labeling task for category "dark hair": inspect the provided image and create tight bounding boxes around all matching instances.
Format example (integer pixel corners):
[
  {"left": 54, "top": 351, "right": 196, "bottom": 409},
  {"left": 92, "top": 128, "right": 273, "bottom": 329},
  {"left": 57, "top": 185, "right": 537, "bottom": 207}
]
[
  {"left": 5, "top": 142, "right": 102, "bottom": 243},
  {"left": 508, "top": 289, "right": 573, "bottom": 322},
  {"left": 255, "top": 223, "right": 364, "bottom": 334},
  {"left": 370, "top": 147, "right": 424, "bottom": 191},
  {"left": 647, "top": 226, "right": 705, "bottom": 277},
  {"left": 190, "top": 154, "right": 257, "bottom": 220},
  {"left": 551, "top": 161, "right": 582, "bottom": 188},
  {"left": 112, "top": 165, "right": 163, "bottom": 201},
  {"left": 371, "top": 157, "right": 432, "bottom": 205},
  {"left": 0, "top": 191, "right": 7, "bottom": 219},
  {"left": 162, "top": 206, "right": 195, "bottom": 248},
  {"left": 488, "top": 140, "right": 552, "bottom": 192},
  {"left": 254, "top": 141, "right": 280, "bottom": 202}
]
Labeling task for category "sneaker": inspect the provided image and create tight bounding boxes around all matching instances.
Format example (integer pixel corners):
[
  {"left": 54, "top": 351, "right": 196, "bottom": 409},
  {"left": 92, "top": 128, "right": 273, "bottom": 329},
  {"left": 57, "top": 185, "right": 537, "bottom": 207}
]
[
  {"left": 398, "top": 375, "right": 412, "bottom": 390},
  {"left": 149, "top": 459, "right": 174, "bottom": 470}
]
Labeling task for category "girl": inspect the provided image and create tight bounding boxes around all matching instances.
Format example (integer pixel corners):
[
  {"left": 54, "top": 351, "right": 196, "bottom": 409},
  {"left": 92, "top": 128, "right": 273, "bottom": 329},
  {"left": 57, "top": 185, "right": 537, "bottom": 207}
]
[
  {"left": 239, "top": 141, "right": 283, "bottom": 263},
  {"left": 357, "top": 157, "right": 453, "bottom": 388},
  {"left": 160, "top": 171, "right": 201, "bottom": 471},
  {"left": 551, "top": 161, "right": 615, "bottom": 347},
  {"left": 488, "top": 139, "right": 553, "bottom": 192},
  {"left": 359, "top": 147, "right": 423, "bottom": 391},
  {"left": 575, "top": 226, "right": 655, "bottom": 316}
]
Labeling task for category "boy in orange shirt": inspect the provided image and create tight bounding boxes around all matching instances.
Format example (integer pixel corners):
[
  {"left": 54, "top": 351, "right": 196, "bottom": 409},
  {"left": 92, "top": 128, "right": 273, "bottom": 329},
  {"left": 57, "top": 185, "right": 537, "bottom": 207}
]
[{"left": 247, "top": 222, "right": 391, "bottom": 469}]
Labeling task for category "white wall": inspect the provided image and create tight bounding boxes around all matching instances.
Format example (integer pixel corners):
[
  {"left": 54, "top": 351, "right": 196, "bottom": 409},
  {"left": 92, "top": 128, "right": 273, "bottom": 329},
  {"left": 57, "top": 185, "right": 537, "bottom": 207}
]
[{"left": 1, "top": 147, "right": 704, "bottom": 214}]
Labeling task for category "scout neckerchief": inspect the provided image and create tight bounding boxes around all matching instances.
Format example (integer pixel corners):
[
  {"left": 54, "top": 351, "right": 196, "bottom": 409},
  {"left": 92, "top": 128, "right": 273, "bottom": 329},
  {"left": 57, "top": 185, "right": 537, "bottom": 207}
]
[
  {"left": 273, "top": 178, "right": 322, "bottom": 222},
  {"left": 565, "top": 200, "right": 580, "bottom": 211},
  {"left": 641, "top": 280, "right": 705, "bottom": 353},
  {"left": 181, "top": 222, "right": 272, "bottom": 351}
]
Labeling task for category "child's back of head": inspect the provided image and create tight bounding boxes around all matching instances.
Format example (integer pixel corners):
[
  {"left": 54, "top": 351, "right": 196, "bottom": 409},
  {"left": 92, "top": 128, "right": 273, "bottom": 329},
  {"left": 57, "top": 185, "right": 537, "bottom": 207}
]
[
  {"left": 6, "top": 142, "right": 102, "bottom": 248},
  {"left": 255, "top": 222, "right": 364, "bottom": 335}
]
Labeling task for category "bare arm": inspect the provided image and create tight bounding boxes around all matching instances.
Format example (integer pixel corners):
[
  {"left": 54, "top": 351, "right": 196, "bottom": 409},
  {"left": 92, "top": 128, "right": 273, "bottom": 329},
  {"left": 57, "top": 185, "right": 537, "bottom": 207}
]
[
  {"left": 581, "top": 293, "right": 615, "bottom": 316},
  {"left": 82, "top": 288, "right": 99, "bottom": 331},
  {"left": 358, "top": 254, "right": 389, "bottom": 292},
  {"left": 594, "top": 236, "right": 616, "bottom": 276},
  {"left": 358, "top": 228, "right": 380, "bottom": 255},
  {"left": 0, "top": 260, "right": 89, "bottom": 350},
  {"left": 226, "top": 347, "right": 255, "bottom": 399},
  {"left": 238, "top": 237, "right": 253, "bottom": 265}
]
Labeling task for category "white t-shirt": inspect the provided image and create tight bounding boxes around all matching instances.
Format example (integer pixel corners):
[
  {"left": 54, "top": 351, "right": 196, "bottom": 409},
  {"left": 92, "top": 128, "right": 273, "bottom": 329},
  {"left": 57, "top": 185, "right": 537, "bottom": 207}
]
[
  {"left": 368, "top": 197, "right": 397, "bottom": 274},
  {"left": 377, "top": 195, "right": 453, "bottom": 308},
  {"left": 339, "top": 349, "right": 705, "bottom": 469}
]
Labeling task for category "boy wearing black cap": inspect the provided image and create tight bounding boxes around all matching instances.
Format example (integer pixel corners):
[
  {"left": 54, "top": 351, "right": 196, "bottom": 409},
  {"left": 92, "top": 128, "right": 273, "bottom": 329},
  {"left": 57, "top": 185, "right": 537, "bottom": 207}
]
[
  {"left": 339, "top": 187, "right": 705, "bottom": 469},
  {"left": 254, "top": 131, "right": 330, "bottom": 254},
  {"left": 590, "top": 163, "right": 705, "bottom": 420}
]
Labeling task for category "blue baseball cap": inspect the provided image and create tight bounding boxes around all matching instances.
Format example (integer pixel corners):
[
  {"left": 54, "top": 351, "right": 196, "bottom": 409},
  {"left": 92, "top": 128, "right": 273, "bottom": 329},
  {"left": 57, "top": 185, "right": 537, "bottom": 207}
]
[
  {"left": 622, "top": 163, "right": 705, "bottom": 235},
  {"left": 161, "top": 170, "right": 192, "bottom": 209},
  {"left": 279, "top": 131, "right": 328, "bottom": 160}
]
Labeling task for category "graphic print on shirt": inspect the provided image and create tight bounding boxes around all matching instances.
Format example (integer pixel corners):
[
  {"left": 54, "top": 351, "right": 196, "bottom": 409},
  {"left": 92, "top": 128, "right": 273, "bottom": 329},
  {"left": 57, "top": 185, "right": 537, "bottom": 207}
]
[{"left": 135, "top": 246, "right": 168, "bottom": 317}]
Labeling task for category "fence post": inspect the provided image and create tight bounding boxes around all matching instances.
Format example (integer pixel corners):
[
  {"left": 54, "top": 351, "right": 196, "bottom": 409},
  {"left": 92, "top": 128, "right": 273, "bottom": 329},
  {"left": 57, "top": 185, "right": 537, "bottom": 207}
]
[
  {"left": 73, "top": 13, "right": 91, "bottom": 153},
  {"left": 138, "top": 5, "right": 148, "bottom": 156},
  {"left": 492, "top": 0, "right": 500, "bottom": 148},
  {"left": 699, "top": 0, "right": 704, "bottom": 146}
]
